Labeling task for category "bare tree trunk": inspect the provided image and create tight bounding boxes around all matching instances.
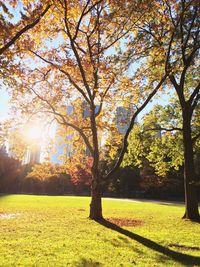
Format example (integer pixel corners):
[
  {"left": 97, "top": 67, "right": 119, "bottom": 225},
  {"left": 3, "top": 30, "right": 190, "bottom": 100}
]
[
  {"left": 182, "top": 107, "right": 200, "bottom": 221},
  {"left": 89, "top": 105, "right": 103, "bottom": 220},
  {"left": 90, "top": 171, "right": 103, "bottom": 220}
]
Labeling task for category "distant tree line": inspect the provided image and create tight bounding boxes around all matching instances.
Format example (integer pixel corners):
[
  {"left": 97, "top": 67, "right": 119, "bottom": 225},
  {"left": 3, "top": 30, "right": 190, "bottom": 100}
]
[
  {"left": 1, "top": 101, "right": 199, "bottom": 199},
  {"left": 0, "top": 153, "right": 186, "bottom": 200}
]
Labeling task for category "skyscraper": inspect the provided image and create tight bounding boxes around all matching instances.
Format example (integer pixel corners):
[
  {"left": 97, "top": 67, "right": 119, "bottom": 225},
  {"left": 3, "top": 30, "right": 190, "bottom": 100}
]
[{"left": 116, "top": 106, "right": 134, "bottom": 134}]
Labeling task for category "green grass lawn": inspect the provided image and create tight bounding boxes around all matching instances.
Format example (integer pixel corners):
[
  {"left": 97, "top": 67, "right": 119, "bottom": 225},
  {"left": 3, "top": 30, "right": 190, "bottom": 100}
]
[{"left": 0, "top": 195, "right": 200, "bottom": 267}]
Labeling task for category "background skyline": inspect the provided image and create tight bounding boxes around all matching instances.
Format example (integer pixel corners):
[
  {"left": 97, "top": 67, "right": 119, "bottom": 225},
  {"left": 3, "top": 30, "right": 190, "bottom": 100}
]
[{"left": 0, "top": 85, "right": 171, "bottom": 124}]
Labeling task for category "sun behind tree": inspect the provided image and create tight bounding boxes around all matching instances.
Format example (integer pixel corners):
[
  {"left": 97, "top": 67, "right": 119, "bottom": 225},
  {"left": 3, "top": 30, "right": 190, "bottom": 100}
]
[{"left": 25, "top": 125, "right": 43, "bottom": 141}]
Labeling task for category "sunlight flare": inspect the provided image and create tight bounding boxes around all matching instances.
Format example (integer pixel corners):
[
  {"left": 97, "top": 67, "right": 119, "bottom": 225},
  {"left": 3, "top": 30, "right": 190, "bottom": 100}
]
[{"left": 25, "top": 124, "right": 43, "bottom": 140}]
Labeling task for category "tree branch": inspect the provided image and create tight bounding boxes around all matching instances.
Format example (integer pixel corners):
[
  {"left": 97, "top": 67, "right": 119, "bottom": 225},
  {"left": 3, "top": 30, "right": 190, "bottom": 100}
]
[
  {"left": 189, "top": 82, "right": 200, "bottom": 107},
  {"left": 95, "top": 77, "right": 115, "bottom": 117},
  {"left": 169, "top": 75, "right": 185, "bottom": 105},
  {"left": 0, "top": 4, "right": 51, "bottom": 55},
  {"left": 104, "top": 74, "right": 168, "bottom": 180},
  {"left": 182, "top": 5, "right": 198, "bottom": 62},
  {"left": 143, "top": 127, "right": 182, "bottom": 133},
  {"left": 63, "top": 0, "right": 92, "bottom": 101},
  {"left": 30, "top": 50, "right": 91, "bottom": 103},
  {"left": 28, "top": 86, "right": 94, "bottom": 155}
]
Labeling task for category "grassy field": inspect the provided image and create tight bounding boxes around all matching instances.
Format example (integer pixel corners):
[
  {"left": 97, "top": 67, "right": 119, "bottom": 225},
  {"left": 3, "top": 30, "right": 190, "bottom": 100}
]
[{"left": 0, "top": 195, "right": 200, "bottom": 267}]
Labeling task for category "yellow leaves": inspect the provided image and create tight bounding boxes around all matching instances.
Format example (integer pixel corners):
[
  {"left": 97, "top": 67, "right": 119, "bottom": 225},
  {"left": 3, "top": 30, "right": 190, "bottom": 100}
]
[
  {"left": 26, "top": 162, "right": 67, "bottom": 181},
  {"left": 120, "top": 77, "right": 132, "bottom": 88},
  {"left": 68, "top": 5, "right": 81, "bottom": 20},
  {"left": 105, "top": 131, "right": 122, "bottom": 160}
]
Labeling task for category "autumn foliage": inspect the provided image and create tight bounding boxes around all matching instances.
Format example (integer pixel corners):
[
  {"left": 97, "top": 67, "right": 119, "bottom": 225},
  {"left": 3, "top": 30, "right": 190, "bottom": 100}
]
[{"left": 0, "top": 0, "right": 199, "bottom": 221}]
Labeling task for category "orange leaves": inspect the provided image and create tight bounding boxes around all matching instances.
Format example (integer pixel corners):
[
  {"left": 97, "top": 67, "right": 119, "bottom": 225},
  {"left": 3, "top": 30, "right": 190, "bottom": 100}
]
[
  {"left": 26, "top": 163, "right": 68, "bottom": 181},
  {"left": 4, "top": 0, "right": 167, "bottom": 174}
]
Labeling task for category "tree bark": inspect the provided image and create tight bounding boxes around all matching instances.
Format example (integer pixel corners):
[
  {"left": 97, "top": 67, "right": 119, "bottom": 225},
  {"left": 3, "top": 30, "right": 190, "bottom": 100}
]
[
  {"left": 89, "top": 172, "right": 103, "bottom": 220},
  {"left": 89, "top": 104, "right": 103, "bottom": 220},
  {"left": 182, "top": 105, "right": 200, "bottom": 221}
]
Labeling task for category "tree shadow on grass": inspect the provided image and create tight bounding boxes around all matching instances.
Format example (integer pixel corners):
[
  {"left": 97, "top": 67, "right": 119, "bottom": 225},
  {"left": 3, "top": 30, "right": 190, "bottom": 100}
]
[{"left": 97, "top": 219, "right": 200, "bottom": 266}]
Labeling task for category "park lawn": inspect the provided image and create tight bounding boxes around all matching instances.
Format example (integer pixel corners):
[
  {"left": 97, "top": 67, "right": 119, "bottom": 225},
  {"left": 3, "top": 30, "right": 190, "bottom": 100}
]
[{"left": 0, "top": 195, "right": 200, "bottom": 267}]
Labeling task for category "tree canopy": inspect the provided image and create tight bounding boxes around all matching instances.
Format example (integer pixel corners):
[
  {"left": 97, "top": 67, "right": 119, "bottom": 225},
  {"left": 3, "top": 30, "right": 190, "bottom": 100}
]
[{"left": 1, "top": 0, "right": 199, "bottom": 221}]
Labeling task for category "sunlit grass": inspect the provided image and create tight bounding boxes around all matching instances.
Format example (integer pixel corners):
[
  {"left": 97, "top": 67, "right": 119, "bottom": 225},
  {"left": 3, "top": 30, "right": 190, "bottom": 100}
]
[{"left": 0, "top": 195, "right": 200, "bottom": 266}]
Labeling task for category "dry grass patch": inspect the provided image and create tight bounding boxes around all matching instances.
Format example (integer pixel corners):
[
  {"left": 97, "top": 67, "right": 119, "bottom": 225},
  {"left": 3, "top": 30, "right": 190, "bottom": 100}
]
[{"left": 107, "top": 217, "right": 143, "bottom": 227}]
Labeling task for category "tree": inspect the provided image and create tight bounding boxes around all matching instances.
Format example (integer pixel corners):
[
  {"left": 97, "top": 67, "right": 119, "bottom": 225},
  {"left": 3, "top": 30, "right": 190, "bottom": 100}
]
[
  {"left": 25, "top": 163, "right": 70, "bottom": 194},
  {"left": 123, "top": 102, "right": 199, "bottom": 197},
  {"left": 9, "top": 0, "right": 168, "bottom": 220},
  {"left": 127, "top": 0, "right": 200, "bottom": 221},
  {"left": 67, "top": 157, "right": 92, "bottom": 194},
  {"left": 123, "top": 104, "right": 184, "bottom": 176},
  {"left": 0, "top": 0, "right": 51, "bottom": 99},
  {"left": 0, "top": 1, "right": 51, "bottom": 56}
]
